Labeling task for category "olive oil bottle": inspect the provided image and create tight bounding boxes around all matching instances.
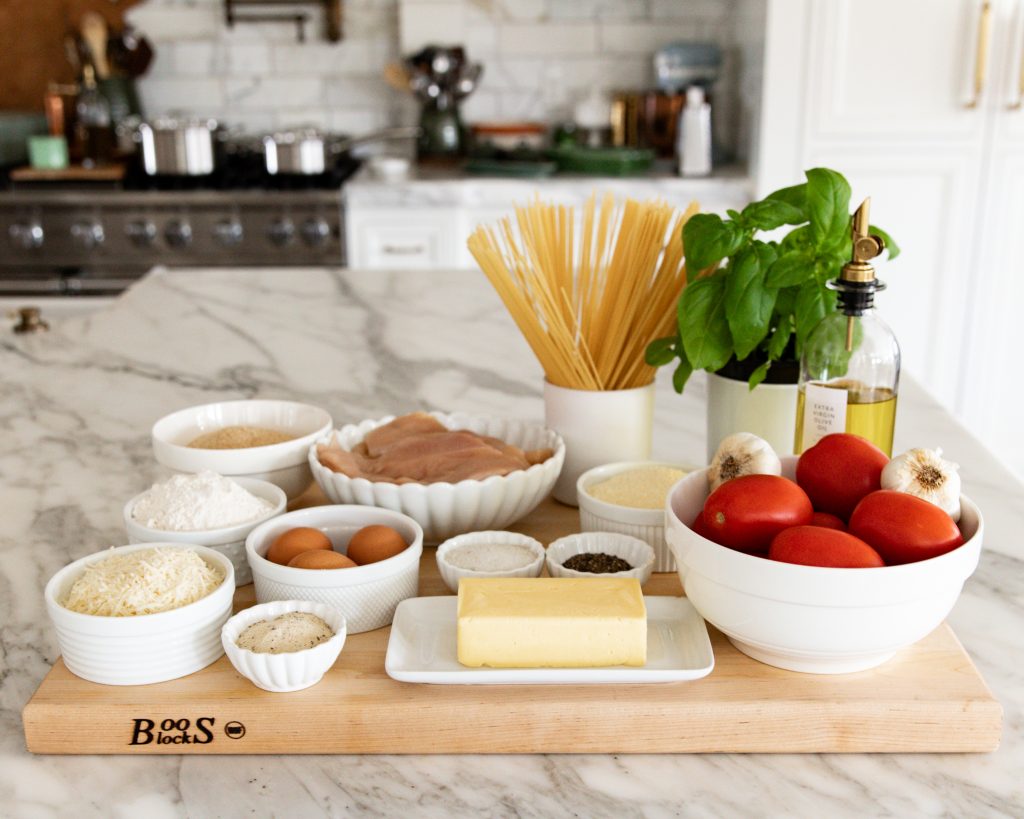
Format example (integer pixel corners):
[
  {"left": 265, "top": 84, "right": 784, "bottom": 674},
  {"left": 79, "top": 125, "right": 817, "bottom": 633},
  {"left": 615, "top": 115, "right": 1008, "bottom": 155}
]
[{"left": 795, "top": 198, "right": 900, "bottom": 455}]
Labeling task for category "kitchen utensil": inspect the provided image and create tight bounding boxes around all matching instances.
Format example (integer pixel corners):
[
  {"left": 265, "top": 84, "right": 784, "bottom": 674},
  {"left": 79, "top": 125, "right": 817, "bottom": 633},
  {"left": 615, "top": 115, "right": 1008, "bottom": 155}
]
[
  {"left": 151, "top": 399, "right": 333, "bottom": 500},
  {"left": 27, "top": 136, "right": 69, "bottom": 170},
  {"left": 245, "top": 505, "right": 424, "bottom": 634},
  {"left": 124, "top": 477, "right": 286, "bottom": 586},
  {"left": 136, "top": 116, "right": 219, "bottom": 176},
  {"left": 262, "top": 127, "right": 419, "bottom": 175},
  {"left": 435, "top": 531, "right": 546, "bottom": 593},
  {"left": 384, "top": 595, "right": 714, "bottom": 684},
  {"left": 545, "top": 532, "right": 656, "bottom": 585},
  {"left": 310, "top": 412, "right": 565, "bottom": 542},
  {"left": 222, "top": 600, "right": 348, "bottom": 692},
  {"left": 107, "top": 27, "right": 154, "bottom": 78},
  {"left": 664, "top": 457, "right": 984, "bottom": 674},
  {"left": 80, "top": 12, "right": 111, "bottom": 79},
  {"left": 383, "top": 62, "right": 411, "bottom": 93},
  {"left": 44, "top": 542, "right": 235, "bottom": 686}
]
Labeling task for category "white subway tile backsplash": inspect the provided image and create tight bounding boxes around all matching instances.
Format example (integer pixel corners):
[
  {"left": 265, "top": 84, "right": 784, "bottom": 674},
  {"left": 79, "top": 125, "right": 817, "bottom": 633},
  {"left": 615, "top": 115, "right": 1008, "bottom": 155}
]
[
  {"left": 499, "top": 23, "right": 598, "bottom": 55},
  {"left": 599, "top": 21, "right": 699, "bottom": 54},
  {"left": 400, "top": 2, "right": 465, "bottom": 52},
  {"left": 172, "top": 41, "right": 225, "bottom": 76},
  {"left": 549, "top": 0, "right": 651, "bottom": 22},
  {"left": 323, "top": 77, "right": 394, "bottom": 108},
  {"left": 496, "top": 0, "right": 548, "bottom": 22},
  {"left": 125, "top": 5, "right": 221, "bottom": 40},
  {"left": 327, "top": 108, "right": 390, "bottom": 133},
  {"left": 137, "top": 78, "right": 225, "bottom": 115},
  {"left": 226, "top": 43, "right": 272, "bottom": 74},
  {"left": 225, "top": 76, "right": 325, "bottom": 109}
]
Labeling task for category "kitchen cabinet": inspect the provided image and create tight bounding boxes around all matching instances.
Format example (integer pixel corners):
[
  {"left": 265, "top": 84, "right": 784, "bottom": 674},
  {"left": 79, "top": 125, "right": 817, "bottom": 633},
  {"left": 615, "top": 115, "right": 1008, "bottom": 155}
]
[
  {"left": 759, "top": 0, "right": 1024, "bottom": 473},
  {"left": 346, "top": 208, "right": 459, "bottom": 270}
]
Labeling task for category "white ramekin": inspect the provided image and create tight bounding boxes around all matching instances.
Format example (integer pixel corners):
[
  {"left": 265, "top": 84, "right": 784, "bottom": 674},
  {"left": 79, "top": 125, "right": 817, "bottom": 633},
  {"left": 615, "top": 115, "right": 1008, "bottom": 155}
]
[
  {"left": 152, "top": 399, "right": 333, "bottom": 499},
  {"left": 577, "top": 460, "right": 693, "bottom": 573},
  {"left": 44, "top": 542, "right": 235, "bottom": 686},
  {"left": 545, "top": 532, "right": 656, "bottom": 586},
  {"left": 245, "top": 504, "right": 424, "bottom": 633},
  {"left": 308, "top": 411, "right": 565, "bottom": 542},
  {"left": 222, "top": 600, "right": 347, "bottom": 692},
  {"left": 665, "top": 456, "right": 984, "bottom": 674},
  {"left": 435, "top": 530, "right": 546, "bottom": 593},
  {"left": 123, "top": 476, "right": 286, "bottom": 585}
]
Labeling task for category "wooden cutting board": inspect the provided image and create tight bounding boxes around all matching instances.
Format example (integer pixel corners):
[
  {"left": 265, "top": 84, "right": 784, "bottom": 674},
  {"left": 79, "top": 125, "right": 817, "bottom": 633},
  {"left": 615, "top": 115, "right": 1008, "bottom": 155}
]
[{"left": 22, "top": 495, "right": 1002, "bottom": 755}]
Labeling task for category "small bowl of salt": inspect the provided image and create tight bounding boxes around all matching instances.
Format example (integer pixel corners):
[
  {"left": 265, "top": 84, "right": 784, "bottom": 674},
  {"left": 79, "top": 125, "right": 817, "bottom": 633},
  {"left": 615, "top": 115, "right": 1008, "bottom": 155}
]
[{"left": 435, "top": 531, "right": 546, "bottom": 593}]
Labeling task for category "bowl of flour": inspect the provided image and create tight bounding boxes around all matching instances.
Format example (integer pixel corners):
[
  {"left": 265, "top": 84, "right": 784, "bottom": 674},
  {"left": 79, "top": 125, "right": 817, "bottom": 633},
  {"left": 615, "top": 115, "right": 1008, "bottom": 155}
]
[{"left": 124, "top": 471, "right": 286, "bottom": 586}]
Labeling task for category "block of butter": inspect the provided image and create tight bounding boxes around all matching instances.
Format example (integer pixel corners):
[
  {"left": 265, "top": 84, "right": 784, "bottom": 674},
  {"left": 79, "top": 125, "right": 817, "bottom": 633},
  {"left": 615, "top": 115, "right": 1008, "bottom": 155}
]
[{"left": 456, "top": 577, "right": 647, "bottom": 668}]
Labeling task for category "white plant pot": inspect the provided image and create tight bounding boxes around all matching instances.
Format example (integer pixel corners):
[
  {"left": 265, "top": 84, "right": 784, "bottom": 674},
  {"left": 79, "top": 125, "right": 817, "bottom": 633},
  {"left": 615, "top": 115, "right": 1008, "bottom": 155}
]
[
  {"left": 706, "top": 372, "right": 798, "bottom": 463},
  {"left": 543, "top": 380, "right": 655, "bottom": 506}
]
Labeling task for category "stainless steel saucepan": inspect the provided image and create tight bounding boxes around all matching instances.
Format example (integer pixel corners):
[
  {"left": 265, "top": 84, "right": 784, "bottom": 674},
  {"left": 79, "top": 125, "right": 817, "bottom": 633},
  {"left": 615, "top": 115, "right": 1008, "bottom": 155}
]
[
  {"left": 261, "top": 126, "right": 419, "bottom": 175},
  {"left": 137, "top": 116, "right": 220, "bottom": 176}
]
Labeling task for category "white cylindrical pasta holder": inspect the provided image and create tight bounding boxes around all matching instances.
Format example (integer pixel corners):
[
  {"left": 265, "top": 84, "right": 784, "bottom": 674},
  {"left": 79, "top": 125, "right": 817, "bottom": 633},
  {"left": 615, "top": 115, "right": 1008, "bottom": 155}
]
[
  {"left": 543, "top": 380, "right": 655, "bottom": 506},
  {"left": 706, "top": 373, "right": 799, "bottom": 464}
]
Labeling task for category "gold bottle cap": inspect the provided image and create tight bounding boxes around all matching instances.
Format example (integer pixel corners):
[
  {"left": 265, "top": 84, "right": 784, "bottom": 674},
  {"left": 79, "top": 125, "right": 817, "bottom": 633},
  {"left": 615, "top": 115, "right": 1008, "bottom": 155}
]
[{"left": 841, "top": 198, "right": 885, "bottom": 284}]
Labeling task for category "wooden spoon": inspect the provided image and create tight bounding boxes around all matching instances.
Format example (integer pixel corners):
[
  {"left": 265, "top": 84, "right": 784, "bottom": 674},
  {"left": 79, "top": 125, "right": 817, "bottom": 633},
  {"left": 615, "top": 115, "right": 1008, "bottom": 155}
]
[{"left": 80, "top": 12, "right": 110, "bottom": 79}]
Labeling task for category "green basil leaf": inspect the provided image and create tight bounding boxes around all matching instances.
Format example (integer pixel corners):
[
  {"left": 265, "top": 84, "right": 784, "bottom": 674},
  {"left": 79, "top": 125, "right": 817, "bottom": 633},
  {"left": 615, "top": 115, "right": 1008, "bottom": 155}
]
[
  {"left": 794, "top": 279, "right": 829, "bottom": 350},
  {"left": 679, "top": 274, "right": 733, "bottom": 372},
  {"left": 748, "top": 361, "right": 771, "bottom": 390},
  {"left": 673, "top": 356, "right": 694, "bottom": 393},
  {"left": 683, "top": 213, "right": 746, "bottom": 271},
  {"left": 725, "top": 246, "right": 777, "bottom": 360},
  {"left": 766, "top": 183, "right": 808, "bottom": 214},
  {"left": 870, "top": 224, "right": 901, "bottom": 260},
  {"left": 726, "top": 209, "right": 743, "bottom": 222},
  {"left": 765, "top": 250, "right": 812, "bottom": 288},
  {"left": 767, "top": 318, "right": 792, "bottom": 361},
  {"left": 774, "top": 285, "right": 799, "bottom": 318},
  {"left": 779, "top": 224, "right": 813, "bottom": 254},
  {"left": 645, "top": 336, "right": 677, "bottom": 366},
  {"left": 805, "top": 168, "right": 851, "bottom": 249},
  {"left": 753, "top": 239, "right": 779, "bottom": 270},
  {"left": 741, "top": 199, "right": 805, "bottom": 231}
]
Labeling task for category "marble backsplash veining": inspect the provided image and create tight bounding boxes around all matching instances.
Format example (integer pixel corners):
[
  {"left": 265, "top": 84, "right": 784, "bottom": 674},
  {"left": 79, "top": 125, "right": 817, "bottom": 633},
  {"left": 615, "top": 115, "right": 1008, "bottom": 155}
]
[{"left": 1, "top": 267, "right": 1022, "bottom": 817}]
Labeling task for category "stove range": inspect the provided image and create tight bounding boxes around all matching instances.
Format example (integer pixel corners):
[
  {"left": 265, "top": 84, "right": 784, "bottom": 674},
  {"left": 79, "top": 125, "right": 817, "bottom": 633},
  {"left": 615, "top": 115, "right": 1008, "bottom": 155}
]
[{"left": 0, "top": 154, "right": 360, "bottom": 298}]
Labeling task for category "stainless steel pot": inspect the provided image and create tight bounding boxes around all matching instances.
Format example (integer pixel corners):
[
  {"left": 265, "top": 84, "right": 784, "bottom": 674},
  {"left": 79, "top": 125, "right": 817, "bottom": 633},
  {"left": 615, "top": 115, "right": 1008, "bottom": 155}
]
[
  {"left": 261, "top": 127, "right": 420, "bottom": 175},
  {"left": 137, "top": 117, "right": 219, "bottom": 176}
]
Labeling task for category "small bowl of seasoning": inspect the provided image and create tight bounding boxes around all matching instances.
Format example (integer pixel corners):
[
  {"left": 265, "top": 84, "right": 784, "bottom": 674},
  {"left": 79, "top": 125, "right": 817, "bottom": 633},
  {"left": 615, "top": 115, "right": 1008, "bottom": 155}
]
[
  {"left": 545, "top": 532, "right": 656, "bottom": 586},
  {"left": 436, "top": 531, "right": 546, "bottom": 593},
  {"left": 577, "top": 461, "right": 692, "bottom": 572},
  {"left": 152, "top": 399, "right": 333, "bottom": 499},
  {"left": 222, "top": 599, "right": 347, "bottom": 692}
]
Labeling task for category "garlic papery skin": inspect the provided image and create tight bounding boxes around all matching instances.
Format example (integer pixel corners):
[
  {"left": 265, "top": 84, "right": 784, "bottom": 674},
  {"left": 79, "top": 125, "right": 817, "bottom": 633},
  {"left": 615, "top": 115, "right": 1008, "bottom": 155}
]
[
  {"left": 881, "top": 447, "right": 962, "bottom": 521},
  {"left": 708, "top": 432, "right": 782, "bottom": 492}
]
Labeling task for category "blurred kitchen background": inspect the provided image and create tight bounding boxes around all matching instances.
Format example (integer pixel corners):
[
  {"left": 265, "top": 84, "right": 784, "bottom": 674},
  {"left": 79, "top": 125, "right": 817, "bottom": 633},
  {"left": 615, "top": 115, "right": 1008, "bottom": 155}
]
[{"left": 0, "top": 0, "right": 1021, "bottom": 473}]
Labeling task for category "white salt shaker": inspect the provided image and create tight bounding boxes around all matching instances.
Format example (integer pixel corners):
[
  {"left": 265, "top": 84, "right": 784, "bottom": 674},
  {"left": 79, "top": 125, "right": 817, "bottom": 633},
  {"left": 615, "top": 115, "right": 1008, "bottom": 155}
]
[{"left": 677, "top": 85, "right": 712, "bottom": 177}]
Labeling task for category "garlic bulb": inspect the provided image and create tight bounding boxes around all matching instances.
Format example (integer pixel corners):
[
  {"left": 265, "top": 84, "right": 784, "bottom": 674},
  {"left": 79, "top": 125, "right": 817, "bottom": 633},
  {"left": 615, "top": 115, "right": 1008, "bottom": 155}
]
[
  {"left": 708, "top": 432, "right": 782, "bottom": 492},
  {"left": 880, "top": 447, "right": 961, "bottom": 521}
]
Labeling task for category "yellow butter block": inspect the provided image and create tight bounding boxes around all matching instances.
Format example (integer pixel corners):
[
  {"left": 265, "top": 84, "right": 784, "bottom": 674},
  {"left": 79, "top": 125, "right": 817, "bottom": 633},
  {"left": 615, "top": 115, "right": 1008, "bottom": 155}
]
[{"left": 456, "top": 577, "right": 647, "bottom": 668}]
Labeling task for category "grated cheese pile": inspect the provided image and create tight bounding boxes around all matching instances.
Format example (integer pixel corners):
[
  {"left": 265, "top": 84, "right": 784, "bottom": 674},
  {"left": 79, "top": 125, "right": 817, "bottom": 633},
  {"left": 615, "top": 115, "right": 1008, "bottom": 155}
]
[
  {"left": 62, "top": 547, "right": 225, "bottom": 617},
  {"left": 587, "top": 466, "right": 687, "bottom": 509}
]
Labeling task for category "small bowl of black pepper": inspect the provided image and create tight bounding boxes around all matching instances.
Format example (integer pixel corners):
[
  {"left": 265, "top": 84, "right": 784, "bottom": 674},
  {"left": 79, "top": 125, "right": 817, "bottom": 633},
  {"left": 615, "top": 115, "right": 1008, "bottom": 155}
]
[{"left": 546, "top": 532, "right": 655, "bottom": 586}]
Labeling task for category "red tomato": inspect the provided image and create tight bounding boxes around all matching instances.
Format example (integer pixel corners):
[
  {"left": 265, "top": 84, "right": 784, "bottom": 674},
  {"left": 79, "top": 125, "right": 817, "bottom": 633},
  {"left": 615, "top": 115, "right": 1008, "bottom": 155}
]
[
  {"left": 690, "top": 510, "right": 716, "bottom": 542},
  {"left": 810, "top": 511, "right": 846, "bottom": 531},
  {"left": 848, "top": 490, "right": 964, "bottom": 565},
  {"left": 796, "top": 433, "right": 889, "bottom": 521},
  {"left": 703, "top": 474, "right": 813, "bottom": 554},
  {"left": 769, "top": 526, "right": 884, "bottom": 568}
]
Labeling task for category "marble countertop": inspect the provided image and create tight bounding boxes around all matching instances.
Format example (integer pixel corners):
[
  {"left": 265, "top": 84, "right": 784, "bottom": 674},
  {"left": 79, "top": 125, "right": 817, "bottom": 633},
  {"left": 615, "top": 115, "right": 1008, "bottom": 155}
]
[{"left": 2, "top": 267, "right": 1021, "bottom": 817}]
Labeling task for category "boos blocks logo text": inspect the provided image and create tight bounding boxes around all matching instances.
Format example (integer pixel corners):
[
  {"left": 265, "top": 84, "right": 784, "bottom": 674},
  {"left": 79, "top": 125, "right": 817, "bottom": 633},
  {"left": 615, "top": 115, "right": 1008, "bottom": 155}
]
[{"left": 128, "top": 717, "right": 246, "bottom": 746}]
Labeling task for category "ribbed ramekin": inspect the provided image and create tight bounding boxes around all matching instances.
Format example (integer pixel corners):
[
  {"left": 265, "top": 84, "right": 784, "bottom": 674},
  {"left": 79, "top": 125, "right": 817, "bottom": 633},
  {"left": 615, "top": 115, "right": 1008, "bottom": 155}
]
[
  {"left": 44, "top": 542, "right": 235, "bottom": 686},
  {"left": 545, "top": 532, "right": 656, "bottom": 586},
  {"left": 222, "top": 600, "right": 347, "bottom": 692},
  {"left": 308, "top": 412, "right": 565, "bottom": 542},
  {"left": 435, "top": 530, "right": 545, "bottom": 593}
]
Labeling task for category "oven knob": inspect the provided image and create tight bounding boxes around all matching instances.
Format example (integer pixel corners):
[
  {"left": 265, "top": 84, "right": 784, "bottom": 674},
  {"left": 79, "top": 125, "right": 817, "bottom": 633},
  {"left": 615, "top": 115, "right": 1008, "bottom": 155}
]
[
  {"left": 8, "top": 221, "right": 44, "bottom": 249},
  {"left": 267, "top": 218, "right": 295, "bottom": 247},
  {"left": 125, "top": 220, "right": 157, "bottom": 247},
  {"left": 165, "top": 219, "right": 193, "bottom": 248},
  {"left": 213, "top": 219, "right": 244, "bottom": 246},
  {"left": 70, "top": 220, "right": 105, "bottom": 249},
  {"left": 300, "top": 217, "right": 331, "bottom": 247}
]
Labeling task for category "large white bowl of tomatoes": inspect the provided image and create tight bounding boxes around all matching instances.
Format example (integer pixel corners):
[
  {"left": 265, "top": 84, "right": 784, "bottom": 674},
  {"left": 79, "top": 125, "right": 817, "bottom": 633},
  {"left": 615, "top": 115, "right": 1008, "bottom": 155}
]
[{"left": 664, "top": 434, "right": 983, "bottom": 674}]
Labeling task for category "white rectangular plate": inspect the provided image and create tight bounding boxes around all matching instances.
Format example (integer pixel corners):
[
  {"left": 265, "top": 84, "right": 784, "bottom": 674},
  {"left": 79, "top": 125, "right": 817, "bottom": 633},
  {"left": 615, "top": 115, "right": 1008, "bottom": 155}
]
[{"left": 384, "top": 595, "right": 715, "bottom": 685}]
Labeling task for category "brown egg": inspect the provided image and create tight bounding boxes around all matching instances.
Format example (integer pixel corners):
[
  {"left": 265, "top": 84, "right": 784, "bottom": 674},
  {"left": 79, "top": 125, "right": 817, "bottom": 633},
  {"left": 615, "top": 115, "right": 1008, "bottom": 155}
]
[
  {"left": 266, "top": 527, "right": 332, "bottom": 566},
  {"left": 287, "top": 550, "right": 358, "bottom": 570},
  {"left": 346, "top": 525, "right": 408, "bottom": 566}
]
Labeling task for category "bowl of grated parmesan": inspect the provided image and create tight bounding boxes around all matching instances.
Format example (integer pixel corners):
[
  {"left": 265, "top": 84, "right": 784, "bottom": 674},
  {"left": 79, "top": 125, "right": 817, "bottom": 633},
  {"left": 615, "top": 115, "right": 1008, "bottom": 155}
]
[{"left": 45, "top": 542, "right": 235, "bottom": 686}]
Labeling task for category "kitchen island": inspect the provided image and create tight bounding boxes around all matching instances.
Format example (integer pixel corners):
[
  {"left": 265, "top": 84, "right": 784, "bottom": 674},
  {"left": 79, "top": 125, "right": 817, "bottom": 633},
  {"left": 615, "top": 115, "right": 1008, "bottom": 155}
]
[{"left": 2, "top": 267, "right": 1021, "bottom": 817}]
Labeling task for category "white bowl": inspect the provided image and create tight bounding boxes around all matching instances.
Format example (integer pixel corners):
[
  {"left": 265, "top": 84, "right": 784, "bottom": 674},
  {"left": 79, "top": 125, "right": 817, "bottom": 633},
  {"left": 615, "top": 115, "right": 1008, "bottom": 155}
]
[
  {"left": 152, "top": 400, "right": 333, "bottom": 499},
  {"left": 545, "top": 532, "right": 656, "bottom": 586},
  {"left": 222, "top": 600, "right": 347, "bottom": 692},
  {"left": 44, "top": 543, "right": 235, "bottom": 686},
  {"left": 309, "top": 412, "right": 565, "bottom": 542},
  {"left": 435, "top": 531, "right": 545, "bottom": 593},
  {"left": 245, "top": 505, "right": 423, "bottom": 633},
  {"left": 664, "top": 456, "right": 984, "bottom": 674},
  {"left": 123, "top": 477, "right": 286, "bottom": 586},
  {"left": 577, "top": 461, "right": 693, "bottom": 573},
  {"left": 367, "top": 155, "right": 410, "bottom": 182}
]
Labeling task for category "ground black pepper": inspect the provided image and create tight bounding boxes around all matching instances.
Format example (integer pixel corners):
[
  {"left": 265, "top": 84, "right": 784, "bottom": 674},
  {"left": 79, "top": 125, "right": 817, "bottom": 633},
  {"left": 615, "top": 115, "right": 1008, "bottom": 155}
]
[{"left": 563, "top": 552, "right": 633, "bottom": 573}]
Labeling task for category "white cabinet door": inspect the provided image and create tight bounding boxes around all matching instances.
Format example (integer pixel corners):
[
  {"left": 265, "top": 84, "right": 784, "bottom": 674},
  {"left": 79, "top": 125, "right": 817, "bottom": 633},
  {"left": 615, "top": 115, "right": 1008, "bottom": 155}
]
[
  {"left": 346, "top": 209, "right": 458, "bottom": 270},
  {"left": 806, "top": 0, "right": 992, "bottom": 144}
]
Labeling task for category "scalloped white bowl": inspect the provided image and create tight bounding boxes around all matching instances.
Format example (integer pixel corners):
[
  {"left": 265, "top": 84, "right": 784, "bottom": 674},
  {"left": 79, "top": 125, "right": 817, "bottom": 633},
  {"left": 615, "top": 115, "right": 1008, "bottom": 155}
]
[
  {"left": 435, "top": 530, "right": 546, "bottom": 593},
  {"left": 664, "top": 456, "right": 984, "bottom": 674},
  {"left": 308, "top": 412, "right": 565, "bottom": 542},
  {"left": 222, "top": 600, "right": 347, "bottom": 692},
  {"left": 545, "top": 532, "right": 655, "bottom": 586}
]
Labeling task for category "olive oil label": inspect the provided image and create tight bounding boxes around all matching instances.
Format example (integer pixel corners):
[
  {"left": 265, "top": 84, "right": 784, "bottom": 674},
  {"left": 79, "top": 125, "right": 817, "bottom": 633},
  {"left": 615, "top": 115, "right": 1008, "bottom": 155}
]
[{"left": 801, "top": 383, "right": 847, "bottom": 450}]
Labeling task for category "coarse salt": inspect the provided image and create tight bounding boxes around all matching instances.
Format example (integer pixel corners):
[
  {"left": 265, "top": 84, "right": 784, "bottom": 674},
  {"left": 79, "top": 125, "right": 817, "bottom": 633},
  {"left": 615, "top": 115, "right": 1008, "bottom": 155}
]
[
  {"left": 131, "top": 471, "right": 274, "bottom": 531},
  {"left": 444, "top": 542, "right": 538, "bottom": 573}
]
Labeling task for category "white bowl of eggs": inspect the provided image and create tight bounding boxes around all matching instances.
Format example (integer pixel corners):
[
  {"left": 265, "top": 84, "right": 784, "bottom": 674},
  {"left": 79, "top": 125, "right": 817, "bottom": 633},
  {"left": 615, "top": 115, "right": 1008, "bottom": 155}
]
[
  {"left": 245, "top": 505, "right": 424, "bottom": 633},
  {"left": 152, "top": 399, "right": 333, "bottom": 499}
]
